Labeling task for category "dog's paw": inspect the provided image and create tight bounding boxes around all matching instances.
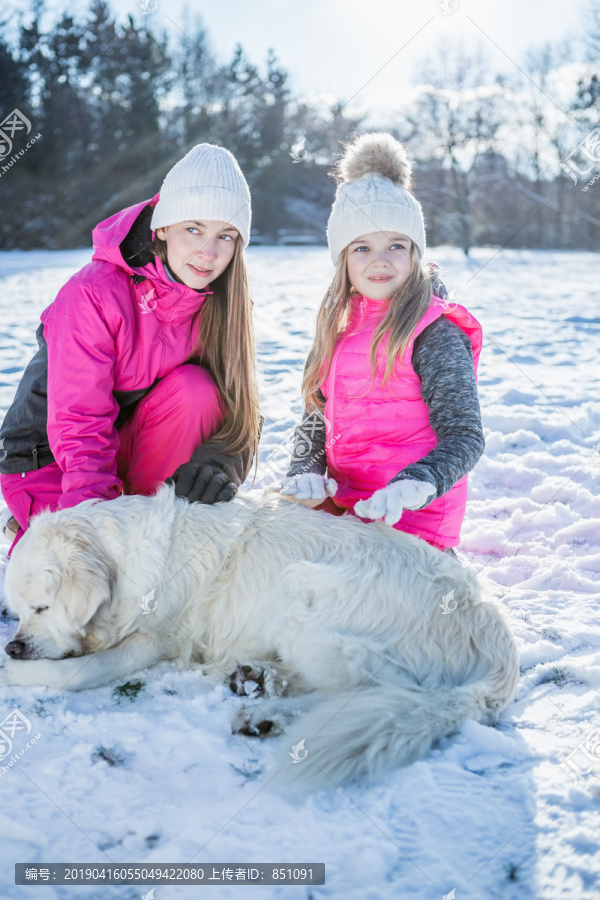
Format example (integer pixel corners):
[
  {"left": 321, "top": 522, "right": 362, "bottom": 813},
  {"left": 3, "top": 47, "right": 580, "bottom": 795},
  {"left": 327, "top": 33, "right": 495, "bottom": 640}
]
[
  {"left": 229, "top": 664, "right": 266, "bottom": 697},
  {"left": 1, "top": 657, "right": 53, "bottom": 687},
  {"left": 2, "top": 657, "right": 35, "bottom": 686},
  {"left": 231, "top": 706, "right": 282, "bottom": 738},
  {"left": 229, "top": 663, "right": 289, "bottom": 698}
]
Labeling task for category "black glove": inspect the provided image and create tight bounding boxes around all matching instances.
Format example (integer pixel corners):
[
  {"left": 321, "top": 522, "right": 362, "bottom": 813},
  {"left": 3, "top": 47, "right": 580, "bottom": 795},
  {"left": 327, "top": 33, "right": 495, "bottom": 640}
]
[{"left": 166, "top": 461, "right": 237, "bottom": 504}]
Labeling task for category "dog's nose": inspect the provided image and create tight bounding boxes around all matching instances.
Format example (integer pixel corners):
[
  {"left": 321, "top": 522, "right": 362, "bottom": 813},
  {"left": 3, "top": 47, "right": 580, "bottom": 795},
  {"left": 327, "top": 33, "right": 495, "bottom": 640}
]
[{"left": 5, "top": 640, "right": 27, "bottom": 659}]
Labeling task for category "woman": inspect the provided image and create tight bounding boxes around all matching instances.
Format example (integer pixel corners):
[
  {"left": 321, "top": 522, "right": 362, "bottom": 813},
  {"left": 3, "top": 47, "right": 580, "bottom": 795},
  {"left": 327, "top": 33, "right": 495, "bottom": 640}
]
[{"left": 0, "top": 143, "right": 262, "bottom": 557}]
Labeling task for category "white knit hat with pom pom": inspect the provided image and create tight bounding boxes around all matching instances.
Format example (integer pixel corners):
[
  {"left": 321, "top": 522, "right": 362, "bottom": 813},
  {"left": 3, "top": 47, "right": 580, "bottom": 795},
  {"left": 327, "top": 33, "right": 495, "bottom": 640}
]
[{"left": 326, "top": 133, "right": 426, "bottom": 265}]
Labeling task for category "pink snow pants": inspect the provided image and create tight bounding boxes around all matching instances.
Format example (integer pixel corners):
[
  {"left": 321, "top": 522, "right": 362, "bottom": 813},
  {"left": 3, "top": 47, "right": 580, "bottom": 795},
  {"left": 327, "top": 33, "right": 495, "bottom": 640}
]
[{"left": 0, "top": 364, "right": 225, "bottom": 559}]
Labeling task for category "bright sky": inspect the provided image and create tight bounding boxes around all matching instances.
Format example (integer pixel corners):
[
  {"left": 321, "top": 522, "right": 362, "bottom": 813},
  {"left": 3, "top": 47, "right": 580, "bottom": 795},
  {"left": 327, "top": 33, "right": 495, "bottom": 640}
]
[{"left": 8, "top": 0, "right": 590, "bottom": 114}]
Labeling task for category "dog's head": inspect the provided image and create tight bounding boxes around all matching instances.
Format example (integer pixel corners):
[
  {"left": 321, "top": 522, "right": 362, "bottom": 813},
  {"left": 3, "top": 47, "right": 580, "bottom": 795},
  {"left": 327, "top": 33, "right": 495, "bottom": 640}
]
[{"left": 4, "top": 516, "right": 116, "bottom": 660}]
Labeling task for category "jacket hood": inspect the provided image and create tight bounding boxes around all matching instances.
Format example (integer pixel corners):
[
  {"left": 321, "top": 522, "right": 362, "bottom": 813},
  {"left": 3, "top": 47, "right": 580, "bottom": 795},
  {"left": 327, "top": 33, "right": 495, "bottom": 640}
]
[
  {"left": 91, "top": 193, "right": 160, "bottom": 272},
  {"left": 90, "top": 193, "right": 216, "bottom": 319}
]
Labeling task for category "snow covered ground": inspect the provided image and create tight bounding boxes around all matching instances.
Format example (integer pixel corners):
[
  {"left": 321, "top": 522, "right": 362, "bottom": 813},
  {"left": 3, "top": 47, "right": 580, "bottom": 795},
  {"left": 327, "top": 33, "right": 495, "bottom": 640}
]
[{"left": 0, "top": 246, "right": 599, "bottom": 900}]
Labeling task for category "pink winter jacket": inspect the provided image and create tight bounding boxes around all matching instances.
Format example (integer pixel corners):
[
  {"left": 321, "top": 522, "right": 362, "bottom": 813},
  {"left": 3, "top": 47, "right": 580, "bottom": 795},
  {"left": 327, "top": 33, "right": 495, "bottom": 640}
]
[
  {"left": 322, "top": 292, "right": 483, "bottom": 548},
  {"left": 41, "top": 193, "right": 212, "bottom": 511}
]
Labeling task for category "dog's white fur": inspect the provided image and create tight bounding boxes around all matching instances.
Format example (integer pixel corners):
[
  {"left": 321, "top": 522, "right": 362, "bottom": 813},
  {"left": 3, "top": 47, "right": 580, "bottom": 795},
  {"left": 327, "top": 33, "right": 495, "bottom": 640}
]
[{"left": 2, "top": 485, "right": 519, "bottom": 790}]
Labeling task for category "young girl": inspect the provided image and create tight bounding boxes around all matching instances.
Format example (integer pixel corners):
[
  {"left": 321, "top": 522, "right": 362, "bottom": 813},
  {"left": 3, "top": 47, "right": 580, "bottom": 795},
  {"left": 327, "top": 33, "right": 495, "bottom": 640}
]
[
  {"left": 0, "top": 143, "right": 261, "bottom": 558},
  {"left": 280, "top": 133, "right": 484, "bottom": 552}
]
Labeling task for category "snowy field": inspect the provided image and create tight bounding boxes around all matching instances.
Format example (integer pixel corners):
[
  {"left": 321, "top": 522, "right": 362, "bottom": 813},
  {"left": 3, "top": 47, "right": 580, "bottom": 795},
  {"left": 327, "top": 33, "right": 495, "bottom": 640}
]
[{"left": 0, "top": 245, "right": 599, "bottom": 900}]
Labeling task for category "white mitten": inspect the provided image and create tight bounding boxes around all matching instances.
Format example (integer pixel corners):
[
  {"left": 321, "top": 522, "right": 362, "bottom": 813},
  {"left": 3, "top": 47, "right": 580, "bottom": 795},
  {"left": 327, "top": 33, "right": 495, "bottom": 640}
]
[
  {"left": 280, "top": 473, "right": 338, "bottom": 508},
  {"left": 354, "top": 479, "right": 436, "bottom": 526}
]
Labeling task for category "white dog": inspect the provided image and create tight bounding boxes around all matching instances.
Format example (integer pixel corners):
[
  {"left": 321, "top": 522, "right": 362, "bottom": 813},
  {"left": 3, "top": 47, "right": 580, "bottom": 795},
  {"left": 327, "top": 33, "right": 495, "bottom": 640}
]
[{"left": 1, "top": 485, "right": 519, "bottom": 790}]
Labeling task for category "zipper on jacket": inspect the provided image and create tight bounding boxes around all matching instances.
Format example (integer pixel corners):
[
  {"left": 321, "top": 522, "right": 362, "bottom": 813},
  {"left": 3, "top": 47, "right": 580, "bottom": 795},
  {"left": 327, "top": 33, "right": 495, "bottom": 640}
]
[
  {"left": 327, "top": 341, "right": 340, "bottom": 470},
  {"left": 359, "top": 297, "right": 366, "bottom": 326},
  {"left": 328, "top": 296, "right": 366, "bottom": 471}
]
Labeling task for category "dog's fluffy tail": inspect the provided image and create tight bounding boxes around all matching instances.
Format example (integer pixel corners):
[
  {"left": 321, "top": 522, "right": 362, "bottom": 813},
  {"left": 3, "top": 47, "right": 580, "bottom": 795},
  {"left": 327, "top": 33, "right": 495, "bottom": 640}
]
[
  {"left": 276, "top": 680, "right": 508, "bottom": 793},
  {"left": 276, "top": 620, "right": 519, "bottom": 793}
]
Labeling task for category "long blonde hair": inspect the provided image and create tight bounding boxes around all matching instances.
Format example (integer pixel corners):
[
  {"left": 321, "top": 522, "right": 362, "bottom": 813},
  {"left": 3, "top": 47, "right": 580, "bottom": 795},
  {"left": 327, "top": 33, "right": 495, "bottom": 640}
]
[
  {"left": 152, "top": 235, "right": 261, "bottom": 470},
  {"left": 302, "top": 240, "right": 433, "bottom": 412}
]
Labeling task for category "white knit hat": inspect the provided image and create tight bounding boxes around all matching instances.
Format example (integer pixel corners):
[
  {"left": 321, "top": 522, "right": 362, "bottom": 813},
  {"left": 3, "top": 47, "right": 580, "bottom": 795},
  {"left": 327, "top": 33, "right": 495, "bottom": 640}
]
[
  {"left": 150, "top": 143, "right": 251, "bottom": 247},
  {"left": 327, "top": 133, "right": 426, "bottom": 265}
]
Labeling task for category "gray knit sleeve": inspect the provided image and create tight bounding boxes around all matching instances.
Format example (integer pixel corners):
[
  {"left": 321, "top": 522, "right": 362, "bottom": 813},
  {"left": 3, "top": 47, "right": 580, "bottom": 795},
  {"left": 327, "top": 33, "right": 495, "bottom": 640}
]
[
  {"left": 285, "top": 390, "right": 328, "bottom": 478},
  {"left": 388, "top": 316, "right": 485, "bottom": 497}
]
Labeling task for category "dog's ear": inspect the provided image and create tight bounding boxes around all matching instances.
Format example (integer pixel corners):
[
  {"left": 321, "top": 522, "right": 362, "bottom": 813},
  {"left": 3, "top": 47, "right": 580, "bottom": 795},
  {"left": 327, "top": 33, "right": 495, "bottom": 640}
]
[{"left": 48, "top": 525, "right": 116, "bottom": 635}]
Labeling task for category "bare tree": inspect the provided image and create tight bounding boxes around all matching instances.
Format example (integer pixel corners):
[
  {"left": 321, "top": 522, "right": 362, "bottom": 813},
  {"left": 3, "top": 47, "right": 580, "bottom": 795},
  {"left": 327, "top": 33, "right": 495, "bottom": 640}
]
[
  {"left": 400, "top": 39, "right": 503, "bottom": 255},
  {"left": 506, "top": 40, "right": 575, "bottom": 245}
]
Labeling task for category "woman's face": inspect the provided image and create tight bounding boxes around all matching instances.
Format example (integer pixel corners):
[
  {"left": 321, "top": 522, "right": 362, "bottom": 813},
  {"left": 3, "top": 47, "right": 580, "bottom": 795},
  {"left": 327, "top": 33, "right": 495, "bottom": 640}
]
[
  {"left": 346, "top": 231, "right": 413, "bottom": 301},
  {"left": 156, "top": 220, "right": 238, "bottom": 289}
]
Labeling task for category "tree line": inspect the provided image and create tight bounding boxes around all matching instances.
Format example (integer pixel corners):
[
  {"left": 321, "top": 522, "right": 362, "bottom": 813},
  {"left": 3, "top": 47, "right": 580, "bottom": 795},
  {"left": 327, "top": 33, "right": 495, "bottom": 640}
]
[{"left": 0, "top": 0, "right": 599, "bottom": 252}]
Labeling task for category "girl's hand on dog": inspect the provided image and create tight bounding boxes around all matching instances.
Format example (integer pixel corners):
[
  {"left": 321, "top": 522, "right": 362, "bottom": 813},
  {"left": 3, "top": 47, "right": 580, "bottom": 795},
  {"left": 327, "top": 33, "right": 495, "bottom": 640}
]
[
  {"left": 354, "top": 479, "right": 436, "bottom": 526},
  {"left": 279, "top": 473, "right": 338, "bottom": 508}
]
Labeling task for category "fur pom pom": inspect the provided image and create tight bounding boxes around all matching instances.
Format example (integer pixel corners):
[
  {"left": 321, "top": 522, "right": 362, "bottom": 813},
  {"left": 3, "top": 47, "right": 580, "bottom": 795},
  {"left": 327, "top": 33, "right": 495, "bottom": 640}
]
[{"left": 335, "top": 133, "right": 412, "bottom": 190}]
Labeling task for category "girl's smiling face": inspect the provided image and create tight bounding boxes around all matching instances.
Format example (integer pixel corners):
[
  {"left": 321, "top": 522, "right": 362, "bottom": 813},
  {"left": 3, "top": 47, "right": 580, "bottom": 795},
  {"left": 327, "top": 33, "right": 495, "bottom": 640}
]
[
  {"left": 346, "top": 231, "right": 413, "bottom": 301},
  {"left": 155, "top": 220, "right": 238, "bottom": 289}
]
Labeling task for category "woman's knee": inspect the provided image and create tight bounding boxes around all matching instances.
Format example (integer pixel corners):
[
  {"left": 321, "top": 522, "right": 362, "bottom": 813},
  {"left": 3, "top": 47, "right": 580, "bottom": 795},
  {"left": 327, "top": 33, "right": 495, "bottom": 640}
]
[{"left": 159, "top": 364, "right": 224, "bottom": 414}]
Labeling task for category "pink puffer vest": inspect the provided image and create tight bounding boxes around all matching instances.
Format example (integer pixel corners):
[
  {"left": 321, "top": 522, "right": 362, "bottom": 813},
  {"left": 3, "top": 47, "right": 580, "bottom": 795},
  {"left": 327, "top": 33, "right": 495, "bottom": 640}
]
[{"left": 321, "top": 293, "right": 482, "bottom": 548}]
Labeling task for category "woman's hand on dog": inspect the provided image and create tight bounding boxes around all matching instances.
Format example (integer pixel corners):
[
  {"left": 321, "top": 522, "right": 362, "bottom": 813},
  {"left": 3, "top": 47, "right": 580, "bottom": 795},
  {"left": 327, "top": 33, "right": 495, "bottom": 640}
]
[
  {"left": 279, "top": 473, "right": 338, "bottom": 508},
  {"left": 166, "top": 462, "right": 237, "bottom": 503}
]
